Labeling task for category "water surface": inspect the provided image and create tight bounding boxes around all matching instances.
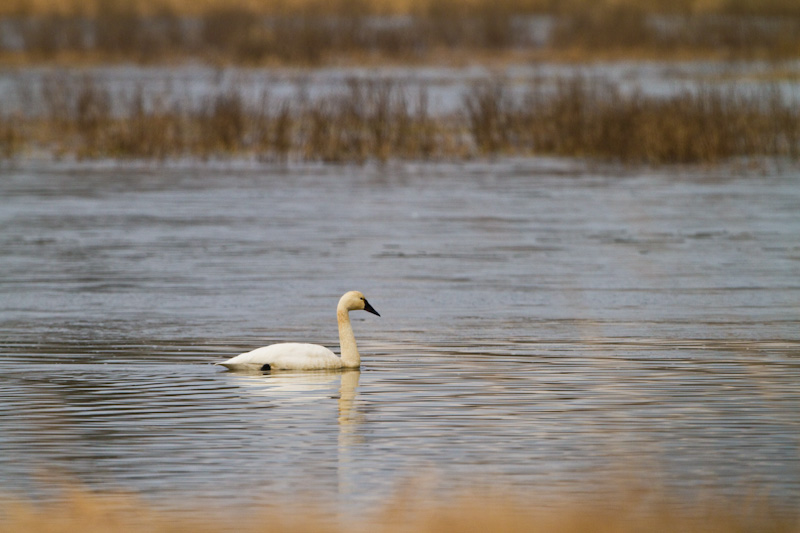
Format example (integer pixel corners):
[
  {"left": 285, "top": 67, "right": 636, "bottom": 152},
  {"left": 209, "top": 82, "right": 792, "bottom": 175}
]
[{"left": 1, "top": 159, "right": 799, "bottom": 515}]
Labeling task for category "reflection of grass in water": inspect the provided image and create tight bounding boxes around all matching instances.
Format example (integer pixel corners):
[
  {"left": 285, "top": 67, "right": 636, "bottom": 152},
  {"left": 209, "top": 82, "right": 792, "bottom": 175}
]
[
  {"left": 1, "top": 0, "right": 800, "bottom": 64},
  {"left": 1, "top": 484, "right": 796, "bottom": 533},
  {"left": 2, "top": 74, "right": 798, "bottom": 165}
]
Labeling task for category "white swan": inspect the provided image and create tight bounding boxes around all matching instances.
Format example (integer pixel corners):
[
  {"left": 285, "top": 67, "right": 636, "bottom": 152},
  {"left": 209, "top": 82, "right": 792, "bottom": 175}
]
[{"left": 216, "top": 291, "right": 380, "bottom": 371}]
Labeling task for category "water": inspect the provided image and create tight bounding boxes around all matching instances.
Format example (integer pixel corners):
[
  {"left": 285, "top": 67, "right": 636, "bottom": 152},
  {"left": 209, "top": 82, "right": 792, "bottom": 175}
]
[
  {"left": 1, "top": 158, "right": 799, "bottom": 515},
  {"left": 3, "top": 61, "right": 800, "bottom": 119}
]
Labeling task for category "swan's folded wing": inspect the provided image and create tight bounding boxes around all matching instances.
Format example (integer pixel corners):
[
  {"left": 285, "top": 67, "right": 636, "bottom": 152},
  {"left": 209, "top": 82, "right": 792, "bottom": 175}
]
[{"left": 216, "top": 343, "right": 340, "bottom": 370}]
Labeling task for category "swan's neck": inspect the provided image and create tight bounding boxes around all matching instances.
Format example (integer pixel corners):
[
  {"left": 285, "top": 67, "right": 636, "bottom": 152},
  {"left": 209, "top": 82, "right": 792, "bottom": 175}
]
[{"left": 337, "top": 308, "right": 360, "bottom": 368}]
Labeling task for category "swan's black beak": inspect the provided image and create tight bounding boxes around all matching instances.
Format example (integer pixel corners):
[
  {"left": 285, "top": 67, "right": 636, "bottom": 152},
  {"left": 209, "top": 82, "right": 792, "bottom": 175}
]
[{"left": 363, "top": 299, "right": 380, "bottom": 317}]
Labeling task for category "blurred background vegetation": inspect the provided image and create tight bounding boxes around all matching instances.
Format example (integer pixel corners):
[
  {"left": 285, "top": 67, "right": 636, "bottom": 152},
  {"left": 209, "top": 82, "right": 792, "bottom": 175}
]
[
  {"left": 5, "top": 74, "right": 796, "bottom": 164},
  {"left": 1, "top": 0, "right": 798, "bottom": 163},
  {"left": 1, "top": 0, "right": 799, "bottom": 64}
]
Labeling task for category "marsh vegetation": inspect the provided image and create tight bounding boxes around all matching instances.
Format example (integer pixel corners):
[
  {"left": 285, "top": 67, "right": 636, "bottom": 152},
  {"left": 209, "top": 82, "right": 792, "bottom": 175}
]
[
  {"left": 2, "top": 73, "right": 798, "bottom": 164},
  {"left": 1, "top": 0, "right": 799, "bottom": 165},
  {"left": 1, "top": 0, "right": 800, "bottom": 64}
]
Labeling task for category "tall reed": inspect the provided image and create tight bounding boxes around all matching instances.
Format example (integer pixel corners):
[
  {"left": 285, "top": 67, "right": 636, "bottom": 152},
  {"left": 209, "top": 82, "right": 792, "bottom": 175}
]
[
  {"left": 468, "top": 76, "right": 800, "bottom": 164},
  {"left": 6, "top": 74, "right": 799, "bottom": 165},
  {"left": 0, "top": 113, "right": 22, "bottom": 158}
]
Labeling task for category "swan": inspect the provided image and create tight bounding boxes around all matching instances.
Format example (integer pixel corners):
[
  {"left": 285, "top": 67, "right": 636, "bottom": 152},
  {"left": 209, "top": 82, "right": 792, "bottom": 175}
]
[{"left": 216, "top": 291, "right": 380, "bottom": 371}]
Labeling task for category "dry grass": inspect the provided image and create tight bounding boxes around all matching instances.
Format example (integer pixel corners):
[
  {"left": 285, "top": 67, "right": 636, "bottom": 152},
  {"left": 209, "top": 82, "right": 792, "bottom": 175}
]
[
  {"left": 2, "top": 75, "right": 449, "bottom": 162},
  {"left": 4, "top": 0, "right": 800, "bottom": 17},
  {"left": 551, "top": 6, "right": 800, "bottom": 59},
  {"left": 0, "top": 485, "right": 797, "bottom": 533},
  {"left": 488, "top": 77, "right": 800, "bottom": 164},
  {"left": 1, "top": 0, "right": 800, "bottom": 64},
  {"left": 2, "top": 73, "right": 796, "bottom": 165}
]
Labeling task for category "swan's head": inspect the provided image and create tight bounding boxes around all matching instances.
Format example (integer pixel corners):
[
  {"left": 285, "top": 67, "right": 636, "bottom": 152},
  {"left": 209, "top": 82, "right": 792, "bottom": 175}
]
[{"left": 339, "top": 291, "right": 380, "bottom": 316}]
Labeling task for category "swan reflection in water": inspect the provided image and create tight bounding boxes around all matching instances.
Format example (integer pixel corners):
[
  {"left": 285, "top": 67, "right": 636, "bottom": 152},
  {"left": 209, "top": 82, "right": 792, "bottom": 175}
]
[
  {"left": 221, "top": 368, "right": 364, "bottom": 496},
  {"left": 221, "top": 367, "right": 358, "bottom": 404}
]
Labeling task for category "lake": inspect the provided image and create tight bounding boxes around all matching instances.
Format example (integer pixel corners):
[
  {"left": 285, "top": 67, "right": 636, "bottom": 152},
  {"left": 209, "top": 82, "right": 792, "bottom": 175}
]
[{"left": 0, "top": 158, "right": 798, "bottom": 516}]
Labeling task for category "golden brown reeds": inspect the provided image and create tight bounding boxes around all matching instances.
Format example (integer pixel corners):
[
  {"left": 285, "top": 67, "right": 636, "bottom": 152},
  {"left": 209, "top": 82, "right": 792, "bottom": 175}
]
[
  {"left": 3, "top": 74, "right": 798, "bottom": 164},
  {"left": 2, "top": 0, "right": 800, "bottom": 64},
  {"left": 465, "top": 76, "right": 800, "bottom": 164},
  {"left": 5, "top": 0, "right": 800, "bottom": 18},
  {"left": 0, "top": 113, "right": 22, "bottom": 158}
]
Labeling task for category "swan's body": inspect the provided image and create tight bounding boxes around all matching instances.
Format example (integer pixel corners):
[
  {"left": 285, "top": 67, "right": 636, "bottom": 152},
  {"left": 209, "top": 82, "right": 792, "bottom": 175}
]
[{"left": 217, "top": 291, "right": 379, "bottom": 371}]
